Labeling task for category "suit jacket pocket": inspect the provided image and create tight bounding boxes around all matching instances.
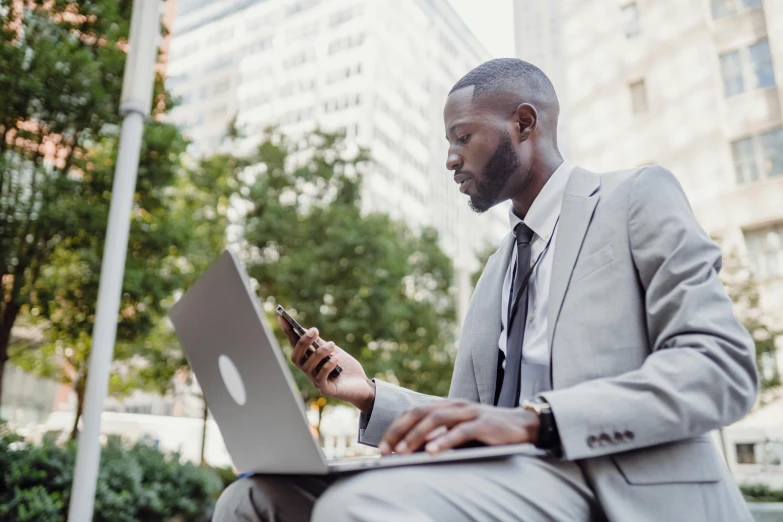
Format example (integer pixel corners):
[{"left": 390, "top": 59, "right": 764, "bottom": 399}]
[
  {"left": 572, "top": 244, "right": 615, "bottom": 283},
  {"left": 611, "top": 438, "right": 722, "bottom": 485}
]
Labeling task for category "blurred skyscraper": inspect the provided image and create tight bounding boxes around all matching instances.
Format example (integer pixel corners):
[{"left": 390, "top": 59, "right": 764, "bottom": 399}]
[
  {"left": 526, "top": 0, "right": 783, "bottom": 315},
  {"left": 512, "top": 0, "right": 570, "bottom": 156},
  {"left": 164, "top": 0, "right": 510, "bottom": 322}
]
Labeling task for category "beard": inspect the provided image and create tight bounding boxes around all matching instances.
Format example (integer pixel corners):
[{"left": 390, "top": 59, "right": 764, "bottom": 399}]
[{"left": 468, "top": 132, "right": 520, "bottom": 213}]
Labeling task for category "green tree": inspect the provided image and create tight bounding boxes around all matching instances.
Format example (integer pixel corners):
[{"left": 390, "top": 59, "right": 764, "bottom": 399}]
[
  {"left": 216, "top": 130, "right": 457, "bottom": 405},
  {"left": 720, "top": 248, "right": 782, "bottom": 403},
  {"left": 0, "top": 1, "right": 228, "bottom": 430},
  {"left": 1, "top": 0, "right": 139, "bottom": 400},
  {"left": 471, "top": 244, "right": 497, "bottom": 289},
  {"left": 8, "top": 120, "right": 224, "bottom": 439}
]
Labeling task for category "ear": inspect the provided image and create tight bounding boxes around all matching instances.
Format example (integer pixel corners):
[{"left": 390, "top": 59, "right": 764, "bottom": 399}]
[{"left": 513, "top": 103, "right": 538, "bottom": 142}]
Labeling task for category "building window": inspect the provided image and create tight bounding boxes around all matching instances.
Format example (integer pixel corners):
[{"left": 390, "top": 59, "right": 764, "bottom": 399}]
[
  {"left": 629, "top": 80, "right": 648, "bottom": 114},
  {"left": 745, "top": 224, "right": 783, "bottom": 279},
  {"left": 733, "top": 126, "right": 783, "bottom": 184},
  {"left": 760, "top": 127, "right": 783, "bottom": 177},
  {"left": 712, "top": 0, "right": 762, "bottom": 18},
  {"left": 720, "top": 51, "right": 745, "bottom": 96},
  {"left": 712, "top": 0, "right": 735, "bottom": 18},
  {"left": 621, "top": 3, "right": 641, "bottom": 38},
  {"left": 732, "top": 137, "right": 758, "bottom": 184},
  {"left": 213, "top": 78, "right": 231, "bottom": 95},
  {"left": 736, "top": 443, "right": 757, "bottom": 464},
  {"left": 720, "top": 39, "right": 776, "bottom": 97},
  {"left": 749, "top": 39, "right": 776, "bottom": 89},
  {"left": 330, "top": 7, "right": 358, "bottom": 27}
]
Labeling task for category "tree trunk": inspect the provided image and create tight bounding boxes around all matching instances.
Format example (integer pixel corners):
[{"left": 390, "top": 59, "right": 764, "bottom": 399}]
[
  {"left": 69, "top": 377, "right": 86, "bottom": 442},
  {"left": 0, "top": 344, "right": 7, "bottom": 412},
  {"left": 0, "top": 300, "right": 20, "bottom": 407},
  {"left": 200, "top": 399, "right": 208, "bottom": 466},
  {"left": 316, "top": 402, "right": 325, "bottom": 447}
]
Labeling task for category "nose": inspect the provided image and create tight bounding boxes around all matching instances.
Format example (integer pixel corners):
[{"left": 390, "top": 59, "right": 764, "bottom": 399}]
[{"left": 446, "top": 151, "right": 463, "bottom": 172}]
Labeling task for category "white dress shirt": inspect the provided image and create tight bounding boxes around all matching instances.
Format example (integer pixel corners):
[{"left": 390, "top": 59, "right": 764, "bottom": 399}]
[{"left": 498, "top": 160, "right": 574, "bottom": 404}]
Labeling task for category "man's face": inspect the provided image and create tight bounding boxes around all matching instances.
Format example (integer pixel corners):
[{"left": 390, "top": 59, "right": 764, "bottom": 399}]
[{"left": 443, "top": 87, "right": 523, "bottom": 213}]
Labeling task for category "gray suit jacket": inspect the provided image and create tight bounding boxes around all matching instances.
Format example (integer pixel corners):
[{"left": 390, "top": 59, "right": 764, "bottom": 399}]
[{"left": 358, "top": 166, "right": 759, "bottom": 522}]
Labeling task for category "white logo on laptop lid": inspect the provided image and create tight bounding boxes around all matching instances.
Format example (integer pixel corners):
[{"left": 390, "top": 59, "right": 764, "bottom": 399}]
[{"left": 218, "top": 354, "right": 247, "bottom": 406}]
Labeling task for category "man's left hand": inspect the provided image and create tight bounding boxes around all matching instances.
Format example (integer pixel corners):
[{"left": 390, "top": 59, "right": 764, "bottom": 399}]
[{"left": 378, "top": 400, "right": 540, "bottom": 456}]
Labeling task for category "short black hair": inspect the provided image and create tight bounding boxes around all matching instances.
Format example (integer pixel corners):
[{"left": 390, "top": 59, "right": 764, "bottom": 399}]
[{"left": 449, "top": 58, "right": 557, "bottom": 105}]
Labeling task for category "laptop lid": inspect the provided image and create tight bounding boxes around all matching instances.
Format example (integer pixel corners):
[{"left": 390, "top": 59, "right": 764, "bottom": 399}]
[{"left": 169, "top": 249, "right": 329, "bottom": 475}]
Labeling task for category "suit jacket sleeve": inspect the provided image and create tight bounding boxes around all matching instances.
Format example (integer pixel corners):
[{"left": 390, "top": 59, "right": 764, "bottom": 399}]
[
  {"left": 357, "top": 380, "right": 442, "bottom": 446},
  {"left": 540, "top": 166, "right": 759, "bottom": 460},
  {"left": 356, "top": 257, "right": 491, "bottom": 446}
]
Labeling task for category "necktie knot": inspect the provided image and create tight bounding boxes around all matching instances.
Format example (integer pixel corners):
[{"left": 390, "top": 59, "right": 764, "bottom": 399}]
[{"left": 515, "top": 223, "right": 535, "bottom": 245}]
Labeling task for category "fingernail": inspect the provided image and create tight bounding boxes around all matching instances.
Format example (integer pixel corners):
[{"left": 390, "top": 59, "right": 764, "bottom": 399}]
[
  {"left": 307, "top": 327, "right": 317, "bottom": 337},
  {"left": 426, "top": 442, "right": 438, "bottom": 453},
  {"left": 379, "top": 442, "right": 390, "bottom": 454},
  {"left": 396, "top": 441, "right": 408, "bottom": 453}
]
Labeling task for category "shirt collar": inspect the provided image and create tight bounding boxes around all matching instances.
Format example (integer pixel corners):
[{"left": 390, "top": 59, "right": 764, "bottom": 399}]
[{"left": 507, "top": 159, "right": 574, "bottom": 241}]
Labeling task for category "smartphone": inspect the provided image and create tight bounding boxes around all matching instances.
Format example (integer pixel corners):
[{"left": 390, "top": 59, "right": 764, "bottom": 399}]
[{"left": 276, "top": 305, "right": 343, "bottom": 379}]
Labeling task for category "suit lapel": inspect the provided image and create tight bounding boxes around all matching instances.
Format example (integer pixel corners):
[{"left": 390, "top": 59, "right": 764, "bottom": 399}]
[
  {"left": 547, "top": 167, "right": 601, "bottom": 348},
  {"left": 469, "top": 232, "right": 514, "bottom": 404}
]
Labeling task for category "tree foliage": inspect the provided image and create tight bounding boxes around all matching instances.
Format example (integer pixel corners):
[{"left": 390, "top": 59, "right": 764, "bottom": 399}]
[
  {"left": 0, "top": 423, "right": 224, "bottom": 521},
  {"left": 1, "top": 0, "right": 458, "bottom": 422},
  {"left": 720, "top": 248, "right": 781, "bottom": 403},
  {"left": 1, "top": 0, "right": 135, "bottom": 384},
  {"left": 208, "top": 130, "right": 458, "bottom": 403},
  {"left": 0, "top": 0, "right": 225, "bottom": 429},
  {"left": 470, "top": 243, "right": 496, "bottom": 289}
]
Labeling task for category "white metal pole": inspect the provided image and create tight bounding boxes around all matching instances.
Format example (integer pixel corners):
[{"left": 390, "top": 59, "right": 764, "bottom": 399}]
[
  {"left": 66, "top": 111, "right": 145, "bottom": 522},
  {"left": 67, "top": 1, "right": 160, "bottom": 520}
]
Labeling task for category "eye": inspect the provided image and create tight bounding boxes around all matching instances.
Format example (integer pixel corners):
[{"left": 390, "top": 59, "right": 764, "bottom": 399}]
[{"left": 457, "top": 134, "right": 470, "bottom": 144}]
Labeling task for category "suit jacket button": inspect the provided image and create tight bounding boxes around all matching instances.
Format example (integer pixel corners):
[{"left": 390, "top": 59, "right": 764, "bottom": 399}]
[
  {"left": 614, "top": 432, "right": 625, "bottom": 443},
  {"left": 624, "top": 430, "right": 635, "bottom": 441},
  {"left": 599, "top": 433, "right": 612, "bottom": 446},
  {"left": 587, "top": 435, "right": 597, "bottom": 448}
]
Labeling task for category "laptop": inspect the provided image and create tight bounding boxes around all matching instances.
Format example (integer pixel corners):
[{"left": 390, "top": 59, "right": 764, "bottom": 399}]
[{"left": 169, "top": 249, "right": 546, "bottom": 475}]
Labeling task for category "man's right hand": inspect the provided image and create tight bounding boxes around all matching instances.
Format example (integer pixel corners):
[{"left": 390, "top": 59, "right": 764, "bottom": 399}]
[{"left": 278, "top": 316, "right": 376, "bottom": 414}]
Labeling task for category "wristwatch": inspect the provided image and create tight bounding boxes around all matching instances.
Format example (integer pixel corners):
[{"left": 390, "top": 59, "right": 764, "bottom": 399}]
[{"left": 522, "top": 397, "right": 561, "bottom": 451}]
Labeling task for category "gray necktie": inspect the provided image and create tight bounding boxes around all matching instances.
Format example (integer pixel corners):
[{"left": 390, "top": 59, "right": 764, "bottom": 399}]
[{"left": 495, "top": 223, "right": 534, "bottom": 407}]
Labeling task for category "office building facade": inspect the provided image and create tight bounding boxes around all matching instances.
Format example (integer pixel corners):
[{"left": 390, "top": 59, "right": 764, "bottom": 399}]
[
  {"left": 165, "top": 0, "right": 510, "bottom": 321},
  {"left": 513, "top": 0, "right": 570, "bottom": 156},
  {"left": 555, "top": 0, "right": 783, "bottom": 318}
]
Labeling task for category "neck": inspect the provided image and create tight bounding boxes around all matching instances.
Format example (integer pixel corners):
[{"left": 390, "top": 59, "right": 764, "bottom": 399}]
[{"left": 510, "top": 151, "right": 563, "bottom": 217}]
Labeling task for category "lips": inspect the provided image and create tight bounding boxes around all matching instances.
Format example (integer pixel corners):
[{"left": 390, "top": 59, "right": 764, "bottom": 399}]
[
  {"left": 454, "top": 173, "right": 471, "bottom": 193},
  {"left": 459, "top": 179, "right": 472, "bottom": 194}
]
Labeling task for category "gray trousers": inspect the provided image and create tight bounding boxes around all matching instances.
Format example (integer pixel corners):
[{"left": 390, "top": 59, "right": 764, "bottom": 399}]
[{"left": 212, "top": 455, "right": 605, "bottom": 522}]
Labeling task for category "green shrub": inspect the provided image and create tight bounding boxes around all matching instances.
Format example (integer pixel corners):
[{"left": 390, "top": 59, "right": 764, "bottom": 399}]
[
  {"left": 742, "top": 483, "right": 783, "bottom": 503},
  {"left": 211, "top": 465, "right": 238, "bottom": 491},
  {"left": 0, "top": 422, "right": 224, "bottom": 521}
]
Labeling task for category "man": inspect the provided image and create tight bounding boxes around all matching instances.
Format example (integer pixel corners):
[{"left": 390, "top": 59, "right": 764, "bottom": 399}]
[{"left": 214, "top": 58, "right": 758, "bottom": 521}]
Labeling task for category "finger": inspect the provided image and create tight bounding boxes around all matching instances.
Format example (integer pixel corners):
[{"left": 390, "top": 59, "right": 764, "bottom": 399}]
[
  {"left": 425, "top": 425, "right": 448, "bottom": 442},
  {"left": 313, "top": 352, "right": 340, "bottom": 388},
  {"left": 425, "top": 420, "right": 481, "bottom": 454},
  {"left": 395, "top": 406, "right": 477, "bottom": 454},
  {"left": 278, "top": 316, "right": 299, "bottom": 347},
  {"left": 302, "top": 342, "right": 337, "bottom": 377},
  {"left": 291, "top": 327, "right": 319, "bottom": 367},
  {"left": 379, "top": 402, "right": 443, "bottom": 456}
]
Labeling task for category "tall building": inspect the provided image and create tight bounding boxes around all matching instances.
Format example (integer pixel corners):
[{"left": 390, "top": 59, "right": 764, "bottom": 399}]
[
  {"left": 555, "top": 0, "right": 783, "bottom": 318},
  {"left": 512, "top": 0, "right": 570, "bottom": 156},
  {"left": 165, "top": 0, "right": 510, "bottom": 322}
]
